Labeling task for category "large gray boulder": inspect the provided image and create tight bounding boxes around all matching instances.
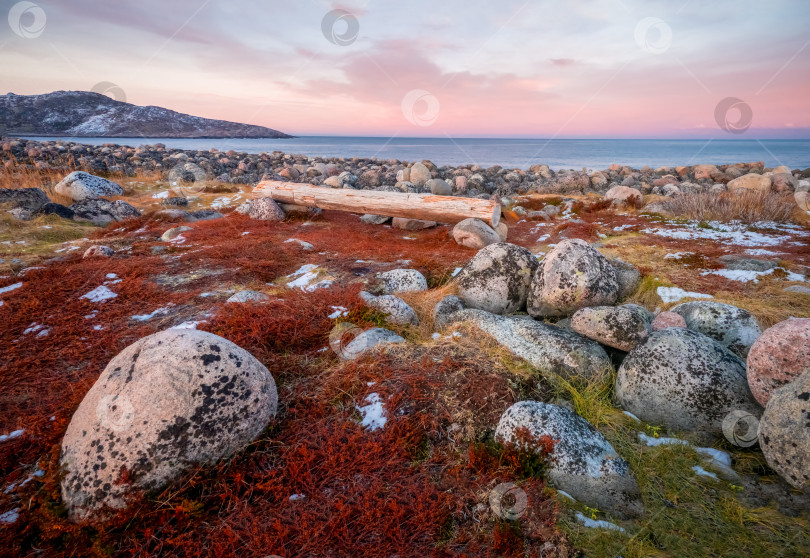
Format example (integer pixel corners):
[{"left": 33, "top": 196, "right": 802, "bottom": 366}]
[
  {"left": 616, "top": 328, "right": 761, "bottom": 436},
  {"left": 452, "top": 218, "right": 501, "bottom": 250},
  {"left": 451, "top": 309, "right": 612, "bottom": 380},
  {"left": 359, "top": 291, "right": 419, "bottom": 325},
  {"left": 54, "top": 171, "right": 124, "bottom": 201},
  {"left": 248, "top": 197, "right": 286, "bottom": 221},
  {"left": 0, "top": 187, "right": 50, "bottom": 211},
  {"left": 528, "top": 239, "right": 619, "bottom": 318},
  {"left": 670, "top": 301, "right": 761, "bottom": 358},
  {"left": 496, "top": 401, "right": 644, "bottom": 518},
  {"left": 571, "top": 304, "right": 652, "bottom": 352},
  {"left": 375, "top": 269, "right": 428, "bottom": 294},
  {"left": 333, "top": 327, "right": 406, "bottom": 360},
  {"left": 455, "top": 243, "right": 539, "bottom": 315},
  {"left": 758, "top": 370, "right": 810, "bottom": 489},
  {"left": 70, "top": 198, "right": 141, "bottom": 225},
  {"left": 60, "top": 329, "right": 278, "bottom": 521}
]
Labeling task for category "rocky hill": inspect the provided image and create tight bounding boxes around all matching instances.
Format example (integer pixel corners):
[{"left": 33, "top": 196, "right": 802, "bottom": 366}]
[{"left": 0, "top": 91, "right": 293, "bottom": 138}]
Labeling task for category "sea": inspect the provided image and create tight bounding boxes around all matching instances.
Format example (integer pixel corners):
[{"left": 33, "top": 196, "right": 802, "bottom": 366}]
[{"left": 23, "top": 136, "right": 810, "bottom": 171}]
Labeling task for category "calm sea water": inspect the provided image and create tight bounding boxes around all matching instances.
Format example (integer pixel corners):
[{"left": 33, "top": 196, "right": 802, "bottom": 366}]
[{"left": 24, "top": 136, "right": 810, "bottom": 171}]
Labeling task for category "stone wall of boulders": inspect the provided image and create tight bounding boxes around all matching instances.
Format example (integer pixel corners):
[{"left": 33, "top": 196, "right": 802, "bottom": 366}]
[{"left": 3, "top": 138, "right": 809, "bottom": 199}]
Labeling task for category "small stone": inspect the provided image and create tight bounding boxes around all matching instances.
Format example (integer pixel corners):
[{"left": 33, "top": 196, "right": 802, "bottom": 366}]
[
  {"left": 360, "top": 214, "right": 391, "bottom": 225},
  {"left": 226, "top": 290, "right": 270, "bottom": 303},
  {"left": 391, "top": 218, "right": 437, "bottom": 230},
  {"left": 83, "top": 245, "right": 114, "bottom": 258},
  {"left": 161, "top": 226, "right": 192, "bottom": 242},
  {"left": 426, "top": 178, "right": 451, "bottom": 195}
]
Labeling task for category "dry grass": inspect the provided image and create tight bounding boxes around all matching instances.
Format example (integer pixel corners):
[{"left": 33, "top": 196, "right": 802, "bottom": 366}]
[
  {"left": 396, "top": 280, "right": 459, "bottom": 338},
  {"left": 656, "top": 190, "right": 801, "bottom": 224}
]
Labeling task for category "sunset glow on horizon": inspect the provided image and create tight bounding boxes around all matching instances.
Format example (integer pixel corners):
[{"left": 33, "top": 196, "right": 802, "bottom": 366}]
[{"left": 2, "top": 0, "right": 809, "bottom": 139}]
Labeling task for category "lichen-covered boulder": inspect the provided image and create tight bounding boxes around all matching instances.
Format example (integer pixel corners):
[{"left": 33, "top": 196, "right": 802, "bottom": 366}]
[
  {"left": 452, "top": 218, "right": 501, "bottom": 250},
  {"left": 605, "top": 185, "right": 642, "bottom": 206},
  {"left": 616, "top": 328, "right": 761, "bottom": 436},
  {"left": 747, "top": 318, "right": 810, "bottom": 406},
  {"left": 652, "top": 311, "right": 687, "bottom": 331},
  {"left": 571, "top": 304, "right": 652, "bottom": 352},
  {"left": 433, "top": 295, "right": 465, "bottom": 330},
  {"left": 60, "top": 329, "right": 277, "bottom": 521},
  {"left": 496, "top": 401, "right": 644, "bottom": 518},
  {"left": 528, "top": 239, "right": 619, "bottom": 318},
  {"left": 248, "top": 197, "right": 286, "bottom": 221},
  {"left": 359, "top": 291, "right": 419, "bottom": 325},
  {"left": 451, "top": 309, "right": 612, "bottom": 380},
  {"left": 456, "top": 243, "right": 539, "bottom": 315},
  {"left": 375, "top": 269, "right": 428, "bottom": 294},
  {"left": 70, "top": 199, "right": 141, "bottom": 226},
  {"left": 670, "top": 301, "right": 761, "bottom": 358},
  {"left": 55, "top": 171, "right": 124, "bottom": 201},
  {"left": 335, "top": 327, "right": 405, "bottom": 360},
  {"left": 610, "top": 259, "right": 641, "bottom": 301},
  {"left": 758, "top": 370, "right": 810, "bottom": 489}
]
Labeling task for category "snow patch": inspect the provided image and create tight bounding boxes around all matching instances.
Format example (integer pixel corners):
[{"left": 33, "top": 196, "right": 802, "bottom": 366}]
[
  {"left": 638, "top": 433, "right": 689, "bottom": 447},
  {"left": 0, "top": 282, "right": 23, "bottom": 295},
  {"left": 656, "top": 287, "right": 713, "bottom": 303},
  {"left": 357, "top": 393, "right": 387, "bottom": 431},
  {"left": 575, "top": 512, "right": 625, "bottom": 533},
  {"left": 0, "top": 429, "right": 24, "bottom": 443},
  {"left": 692, "top": 466, "right": 719, "bottom": 480},
  {"left": 80, "top": 285, "right": 118, "bottom": 303}
]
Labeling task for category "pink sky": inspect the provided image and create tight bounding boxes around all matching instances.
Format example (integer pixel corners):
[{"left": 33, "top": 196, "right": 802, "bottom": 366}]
[{"left": 2, "top": 0, "right": 809, "bottom": 138}]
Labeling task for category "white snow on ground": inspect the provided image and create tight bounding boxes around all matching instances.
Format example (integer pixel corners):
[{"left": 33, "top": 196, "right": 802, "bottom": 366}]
[
  {"left": 284, "top": 238, "right": 314, "bottom": 250},
  {"left": 745, "top": 248, "right": 781, "bottom": 256},
  {"left": 23, "top": 323, "right": 51, "bottom": 337},
  {"left": 612, "top": 224, "right": 636, "bottom": 232},
  {"left": 131, "top": 304, "right": 175, "bottom": 321},
  {"left": 285, "top": 264, "right": 332, "bottom": 292},
  {"left": 171, "top": 320, "right": 205, "bottom": 330},
  {"left": 4, "top": 467, "right": 44, "bottom": 494},
  {"left": 328, "top": 306, "right": 348, "bottom": 319},
  {"left": 702, "top": 268, "right": 806, "bottom": 283},
  {"left": 0, "top": 429, "right": 24, "bottom": 443},
  {"left": 664, "top": 252, "right": 693, "bottom": 259},
  {"left": 211, "top": 194, "right": 241, "bottom": 209},
  {"left": 451, "top": 267, "right": 462, "bottom": 277},
  {"left": 556, "top": 490, "right": 575, "bottom": 502},
  {"left": 0, "top": 508, "right": 20, "bottom": 524},
  {"left": 289, "top": 494, "right": 306, "bottom": 501},
  {"left": 641, "top": 221, "right": 804, "bottom": 247},
  {"left": 656, "top": 287, "right": 713, "bottom": 303},
  {"left": 638, "top": 433, "right": 689, "bottom": 446},
  {"left": 357, "top": 393, "right": 387, "bottom": 431},
  {"left": 537, "top": 234, "right": 550, "bottom": 242},
  {"left": 695, "top": 447, "right": 732, "bottom": 468},
  {"left": 0, "top": 282, "right": 23, "bottom": 295},
  {"left": 152, "top": 190, "right": 169, "bottom": 199},
  {"left": 623, "top": 411, "right": 641, "bottom": 422},
  {"left": 80, "top": 285, "right": 118, "bottom": 303},
  {"left": 575, "top": 512, "right": 626, "bottom": 532},
  {"left": 692, "top": 466, "right": 719, "bottom": 480}
]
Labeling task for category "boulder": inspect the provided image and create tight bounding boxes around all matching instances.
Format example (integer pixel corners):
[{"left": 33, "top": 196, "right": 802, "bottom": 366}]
[
  {"left": 455, "top": 243, "right": 539, "bottom": 315},
  {"left": 38, "top": 202, "right": 74, "bottom": 219},
  {"left": 336, "top": 327, "right": 405, "bottom": 360},
  {"left": 226, "top": 290, "right": 271, "bottom": 303},
  {"left": 433, "top": 295, "right": 465, "bottom": 330},
  {"left": 693, "top": 164, "right": 719, "bottom": 180},
  {"left": 70, "top": 199, "right": 141, "bottom": 226},
  {"left": 409, "top": 162, "right": 431, "bottom": 186},
  {"left": 727, "top": 173, "right": 771, "bottom": 192},
  {"left": 359, "top": 291, "right": 419, "bottom": 325},
  {"left": 451, "top": 309, "right": 612, "bottom": 380},
  {"left": 54, "top": 171, "right": 124, "bottom": 201},
  {"left": 718, "top": 254, "right": 778, "bottom": 272},
  {"left": 187, "top": 209, "right": 223, "bottom": 222},
  {"left": 162, "top": 197, "right": 188, "bottom": 207},
  {"left": 391, "top": 217, "right": 437, "bottom": 230},
  {"left": 375, "top": 269, "right": 428, "bottom": 294},
  {"left": 670, "top": 301, "right": 761, "bottom": 358},
  {"left": 605, "top": 185, "right": 642, "bottom": 206},
  {"left": 615, "top": 328, "right": 760, "bottom": 436},
  {"left": 651, "top": 311, "right": 686, "bottom": 331},
  {"left": 83, "top": 245, "right": 114, "bottom": 259},
  {"left": 60, "top": 329, "right": 278, "bottom": 520},
  {"left": 278, "top": 204, "right": 321, "bottom": 218},
  {"left": 771, "top": 173, "right": 798, "bottom": 194},
  {"left": 495, "top": 401, "right": 644, "bottom": 518},
  {"left": 527, "top": 239, "right": 619, "bottom": 318},
  {"left": 161, "top": 226, "right": 192, "bottom": 241},
  {"left": 452, "top": 218, "right": 501, "bottom": 249},
  {"left": 610, "top": 259, "right": 641, "bottom": 300},
  {"left": 758, "top": 370, "right": 810, "bottom": 489},
  {"left": 494, "top": 222, "right": 508, "bottom": 242},
  {"left": 746, "top": 318, "right": 810, "bottom": 406},
  {"left": 248, "top": 197, "right": 285, "bottom": 221},
  {"left": 571, "top": 304, "right": 652, "bottom": 352},
  {"left": 360, "top": 214, "right": 391, "bottom": 225},
  {"left": 0, "top": 187, "right": 50, "bottom": 211},
  {"left": 426, "top": 178, "right": 451, "bottom": 195}
]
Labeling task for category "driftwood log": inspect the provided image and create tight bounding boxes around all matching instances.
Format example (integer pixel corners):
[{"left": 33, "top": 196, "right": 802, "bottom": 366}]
[{"left": 252, "top": 180, "right": 501, "bottom": 227}]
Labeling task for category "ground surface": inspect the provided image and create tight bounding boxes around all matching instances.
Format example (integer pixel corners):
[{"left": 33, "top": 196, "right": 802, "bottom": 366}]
[{"left": 1, "top": 179, "right": 809, "bottom": 557}]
